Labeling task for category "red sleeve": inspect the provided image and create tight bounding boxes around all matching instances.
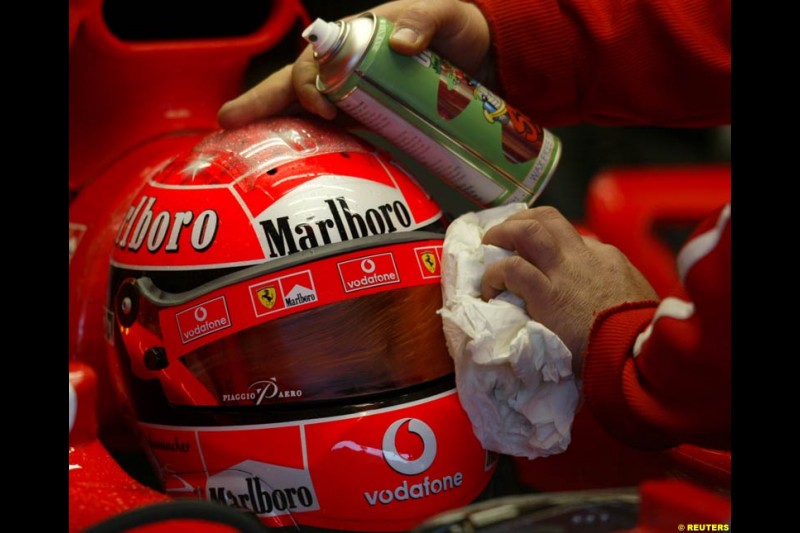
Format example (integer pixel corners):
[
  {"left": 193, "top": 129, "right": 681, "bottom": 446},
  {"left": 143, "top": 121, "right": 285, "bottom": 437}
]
[
  {"left": 581, "top": 204, "right": 731, "bottom": 451},
  {"left": 469, "top": 0, "right": 731, "bottom": 127}
]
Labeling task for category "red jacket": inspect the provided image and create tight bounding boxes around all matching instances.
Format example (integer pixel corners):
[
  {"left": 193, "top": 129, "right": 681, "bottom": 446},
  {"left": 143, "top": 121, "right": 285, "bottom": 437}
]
[
  {"left": 583, "top": 205, "right": 731, "bottom": 450},
  {"left": 472, "top": 0, "right": 731, "bottom": 127},
  {"left": 471, "top": 0, "right": 731, "bottom": 450}
]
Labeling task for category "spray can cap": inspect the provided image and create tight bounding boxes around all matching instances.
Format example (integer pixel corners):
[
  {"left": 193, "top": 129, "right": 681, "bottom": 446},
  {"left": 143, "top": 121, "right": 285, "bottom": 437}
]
[{"left": 302, "top": 18, "right": 341, "bottom": 56}]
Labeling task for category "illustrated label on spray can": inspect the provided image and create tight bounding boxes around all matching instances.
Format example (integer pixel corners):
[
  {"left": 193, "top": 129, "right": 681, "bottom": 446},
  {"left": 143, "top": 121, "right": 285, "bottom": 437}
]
[{"left": 304, "top": 13, "right": 561, "bottom": 207}]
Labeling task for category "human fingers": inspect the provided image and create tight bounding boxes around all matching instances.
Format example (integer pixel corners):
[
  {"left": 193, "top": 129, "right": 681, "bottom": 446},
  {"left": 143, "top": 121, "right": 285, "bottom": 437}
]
[
  {"left": 217, "top": 47, "right": 336, "bottom": 128},
  {"left": 291, "top": 45, "right": 338, "bottom": 120},
  {"left": 502, "top": 206, "right": 586, "bottom": 247},
  {"left": 481, "top": 252, "right": 588, "bottom": 362},
  {"left": 480, "top": 216, "right": 659, "bottom": 362},
  {"left": 217, "top": 65, "right": 294, "bottom": 129},
  {"left": 484, "top": 206, "right": 592, "bottom": 268},
  {"left": 481, "top": 217, "right": 564, "bottom": 274},
  {"left": 218, "top": 0, "right": 490, "bottom": 127},
  {"left": 372, "top": 0, "right": 491, "bottom": 75},
  {"left": 481, "top": 255, "right": 550, "bottom": 304}
]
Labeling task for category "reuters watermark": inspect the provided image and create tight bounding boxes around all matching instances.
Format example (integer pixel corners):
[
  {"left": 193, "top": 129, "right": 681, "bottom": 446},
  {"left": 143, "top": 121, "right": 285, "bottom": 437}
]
[{"left": 677, "top": 524, "right": 729, "bottom": 531}]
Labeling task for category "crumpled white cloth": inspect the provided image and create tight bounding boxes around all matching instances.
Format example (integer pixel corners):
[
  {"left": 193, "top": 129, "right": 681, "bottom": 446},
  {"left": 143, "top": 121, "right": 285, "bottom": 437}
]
[{"left": 438, "top": 203, "right": 580, "bottom": 459}]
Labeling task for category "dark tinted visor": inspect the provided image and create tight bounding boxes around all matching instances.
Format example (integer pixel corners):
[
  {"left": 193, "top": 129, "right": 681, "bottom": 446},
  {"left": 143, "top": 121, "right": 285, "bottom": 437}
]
[{"left": 111, "top": 233, "right": 454, "bottom": 408}]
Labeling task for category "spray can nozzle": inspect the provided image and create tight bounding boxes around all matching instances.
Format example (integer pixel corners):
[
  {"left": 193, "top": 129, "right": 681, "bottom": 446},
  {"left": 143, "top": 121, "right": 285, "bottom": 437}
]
[{"left": 303, "top": 18, "right": 342, "bottom": 56}]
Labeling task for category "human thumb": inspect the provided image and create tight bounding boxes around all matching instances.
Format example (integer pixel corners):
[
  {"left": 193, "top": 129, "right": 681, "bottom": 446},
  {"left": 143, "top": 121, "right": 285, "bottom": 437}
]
[
  {"left": 387, "top": 1, "right": 442, "bottom": 54},
  {"left": 390, "top": 26, "right": 424, "bottom": 52},
  {"left": 380, "top": 0, "right": 490, "bottom": 75}
]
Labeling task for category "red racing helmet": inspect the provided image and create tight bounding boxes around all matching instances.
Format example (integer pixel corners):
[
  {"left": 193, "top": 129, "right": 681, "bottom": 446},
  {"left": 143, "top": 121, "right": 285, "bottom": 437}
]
[{"left": 105, "top": 117, "right": 497, "bottom": 531}]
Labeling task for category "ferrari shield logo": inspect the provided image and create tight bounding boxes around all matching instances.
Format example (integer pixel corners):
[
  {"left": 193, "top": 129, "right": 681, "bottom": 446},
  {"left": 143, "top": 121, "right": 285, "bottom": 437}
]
[
  {"left": 421, "top": 252, "right": 437, "bottom": 274},
  {"left": 257, "top": 286, "right": 278, "bottom": 309}
]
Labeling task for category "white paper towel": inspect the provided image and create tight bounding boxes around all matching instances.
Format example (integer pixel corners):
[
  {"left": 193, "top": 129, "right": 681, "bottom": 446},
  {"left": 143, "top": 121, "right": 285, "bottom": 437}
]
[{"left": 438, "top": 203, "right": 580, "bottom": 459}]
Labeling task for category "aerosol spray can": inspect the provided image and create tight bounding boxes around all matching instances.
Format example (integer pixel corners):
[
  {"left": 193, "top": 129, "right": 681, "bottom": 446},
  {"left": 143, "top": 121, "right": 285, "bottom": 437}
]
[{"left": 303, "top": 13, "right": 561, "bottom": 207}]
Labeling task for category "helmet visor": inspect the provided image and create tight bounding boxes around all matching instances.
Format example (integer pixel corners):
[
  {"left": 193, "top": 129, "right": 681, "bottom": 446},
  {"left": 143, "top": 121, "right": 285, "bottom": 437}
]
[{"left": 111, "top": 233, "right": 453, "bottom": 408}]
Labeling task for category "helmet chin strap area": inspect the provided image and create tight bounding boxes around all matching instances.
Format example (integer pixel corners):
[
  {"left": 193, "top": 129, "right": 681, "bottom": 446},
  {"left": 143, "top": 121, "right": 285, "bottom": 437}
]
[{"left": 114, "top": 278, "right": 219, "bottom": 406}]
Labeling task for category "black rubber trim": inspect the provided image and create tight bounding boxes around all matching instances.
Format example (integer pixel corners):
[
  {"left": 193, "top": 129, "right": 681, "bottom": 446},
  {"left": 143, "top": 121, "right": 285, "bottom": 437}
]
[{"left": 82, "top": 499, "right": 270, "bottom": 533}]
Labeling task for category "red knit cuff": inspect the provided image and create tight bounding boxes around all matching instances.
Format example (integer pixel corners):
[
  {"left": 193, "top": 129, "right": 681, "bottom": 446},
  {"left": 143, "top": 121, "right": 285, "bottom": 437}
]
[{"left": 582, "top": 300, "right": 677, "bottom": 451}]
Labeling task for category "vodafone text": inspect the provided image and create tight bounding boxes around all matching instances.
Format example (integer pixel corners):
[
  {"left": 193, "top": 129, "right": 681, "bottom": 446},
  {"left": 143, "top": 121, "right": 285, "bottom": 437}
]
[
  {"left": 182, "top": 317, "right": 228, "bottom": 341},
  {"left": 345, "top": 271, "right": 397, "bottom": 290},
  {"left": 364, "top": 472, "right": 463, "bottom": 506}
]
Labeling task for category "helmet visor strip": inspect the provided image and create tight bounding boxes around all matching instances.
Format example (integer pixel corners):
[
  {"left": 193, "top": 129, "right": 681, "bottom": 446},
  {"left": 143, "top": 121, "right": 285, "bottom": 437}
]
[{"left": 113, "top": 232, "right": 453, "bottom": 408}]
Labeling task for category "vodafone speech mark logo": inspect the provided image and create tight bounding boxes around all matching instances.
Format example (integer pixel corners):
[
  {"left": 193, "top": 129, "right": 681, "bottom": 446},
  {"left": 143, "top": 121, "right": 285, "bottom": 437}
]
[
  {"left": 176, "top": 297, "right": 232, "bottom": 344},
  {"left": 338, "top": 253, "right": 400, "bottom": 293},
  {"left": 364, "top": 418, "right": 464, "bottom": 507},
  {"left": 382, "top": 418, "right": 437, "bottom": 475}
]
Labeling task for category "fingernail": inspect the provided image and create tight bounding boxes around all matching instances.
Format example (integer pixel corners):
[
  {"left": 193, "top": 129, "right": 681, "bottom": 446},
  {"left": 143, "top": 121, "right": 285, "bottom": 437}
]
[
  {"left": 217, "top": 101, "right": 245, "bottom": 128},
  {"left": 218, "top": 100, "right": 234, "bottom": 115},
  {"left": 391, "top": 27, "right": 420, "bottom": 47},
  {"left": 316, "top": 101, "right": 337, "bottom": 120}
]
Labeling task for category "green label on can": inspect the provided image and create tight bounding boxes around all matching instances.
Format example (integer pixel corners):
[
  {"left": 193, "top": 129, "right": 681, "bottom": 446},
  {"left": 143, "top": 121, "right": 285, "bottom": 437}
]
[{"left": 327, "top": 16, "right": 560, "bottom": 207}]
